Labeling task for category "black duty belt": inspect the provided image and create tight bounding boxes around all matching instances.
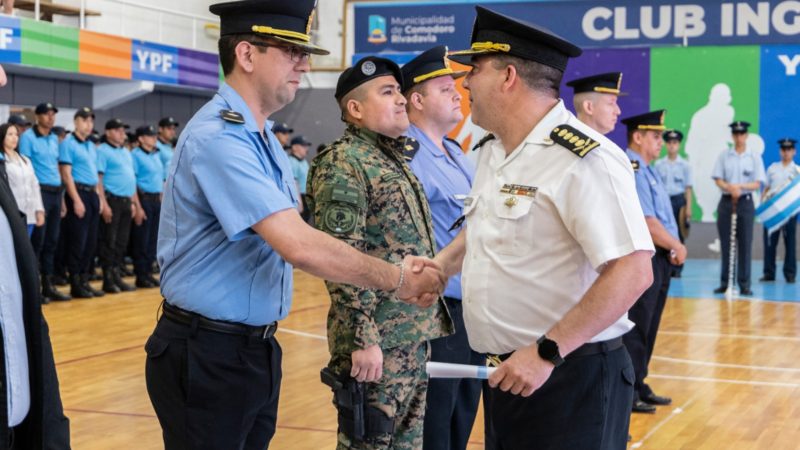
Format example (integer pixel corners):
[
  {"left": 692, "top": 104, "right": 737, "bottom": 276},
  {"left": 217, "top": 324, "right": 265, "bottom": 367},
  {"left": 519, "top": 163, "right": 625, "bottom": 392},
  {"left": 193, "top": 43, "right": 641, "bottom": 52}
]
[
  {"left": 105, "top": 192, "right": 131, "bottom": 201},
  {"left": 487, "top": 336, "right": 624, "bottom": 367},
  {"left": 40, "top": 184, "right": 63, "bottom": 193},
  {"left": 138, "top": 191, "right": 161, "bottom": 202},
  {"left": 75, "top": 183, "right": 96, "bottom": 192},
  {"left": 721, "top": 193, "right": 752, "bottom": 201},
  {"left": 161, "top": 301, "right": 278, "bottom": 339}
]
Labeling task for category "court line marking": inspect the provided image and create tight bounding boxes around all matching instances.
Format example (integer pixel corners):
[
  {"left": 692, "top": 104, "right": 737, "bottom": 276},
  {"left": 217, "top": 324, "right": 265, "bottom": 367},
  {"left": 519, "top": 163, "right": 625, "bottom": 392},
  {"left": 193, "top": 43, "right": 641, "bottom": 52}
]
[
  {"left": 278, "top": 328, "right": 327, "bottom": 341},
  {"left": 659, "top": 330, "right": 800, "bottom": 342},
  {"left": 55, "top": 344, "right": 142, "bottom": 367},
  {"left": 630, "top": 392, "right": 700, "bottom": 449},
  {"left": 652, "top": 355, "right": 800, "bottom": 373},
  {"left": 649, "top": 373, "right": 800, "bottom": 388}
]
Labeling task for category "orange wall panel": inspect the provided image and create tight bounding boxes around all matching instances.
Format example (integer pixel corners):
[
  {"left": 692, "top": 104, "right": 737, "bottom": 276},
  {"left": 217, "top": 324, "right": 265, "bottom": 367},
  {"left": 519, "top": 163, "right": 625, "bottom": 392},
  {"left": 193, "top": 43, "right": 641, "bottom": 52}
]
[{"left": 79, "top": 30, "right": 132, "bottom": 79}]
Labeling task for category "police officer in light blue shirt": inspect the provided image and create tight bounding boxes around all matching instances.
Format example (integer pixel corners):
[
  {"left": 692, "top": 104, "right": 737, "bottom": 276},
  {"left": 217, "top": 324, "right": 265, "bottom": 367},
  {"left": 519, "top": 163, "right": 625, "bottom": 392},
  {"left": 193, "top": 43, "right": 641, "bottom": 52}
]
[
  {"left": 655, "top": 129, "right": 693, "bottom": 277},
  {"left": 19, "top": 102, "right": 71, "bottom": 301},
  {"left": 144, "top": 2, "right": 446, "bottom": 448},
  {"left": 712, "top": 120, "right": 766, "bottom": 295},
  {"left": 59, "top": 107, "right": 104, "bottom": 299},
  {"left": 96, "top": 118, "right": 137, "bottom": 294},
  {"left": 621, "top": 110, "right": 686, "bottom": 414},
  {"left": 401, "top": 44, "right": 483, "bottom": 450},
  {"left": 156, "top": 117, "right": 179, "bottom": 181},
  {"left": 760, "top": 138, "right": 798, "bottom": 283},
  {"left": 130, "top": 125, "right": 163, "bottom": 288},
  {"left": 287, "top": 134, "right": 311, "bottom": 221}
]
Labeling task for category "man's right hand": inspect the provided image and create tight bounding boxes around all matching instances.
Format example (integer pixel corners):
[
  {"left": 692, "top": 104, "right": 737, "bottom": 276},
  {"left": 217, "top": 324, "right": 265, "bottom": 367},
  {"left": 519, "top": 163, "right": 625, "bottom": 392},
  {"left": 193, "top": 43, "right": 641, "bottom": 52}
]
[
  {"left": 101, "top": 204, "right": 113, "bottom": 223},
  {"left": 396, "top": 256, "right": 446, "bottom": 307},
  {"left": 351, "top": 345, "right": 383, "bottom": 383},
  {"left": 728, "top": 184, "right": 742, "bottom": 199},
  {"left": 73, "top": 199, "right": 86, "bottom": 218}
]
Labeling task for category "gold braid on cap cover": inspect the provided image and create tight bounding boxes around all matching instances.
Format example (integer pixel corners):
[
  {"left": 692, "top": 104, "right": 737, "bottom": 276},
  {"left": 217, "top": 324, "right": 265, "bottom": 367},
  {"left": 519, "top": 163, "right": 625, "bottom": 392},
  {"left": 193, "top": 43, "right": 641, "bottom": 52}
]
[{"left": 251, "top": 25, "right": 310, "bottom": 42}]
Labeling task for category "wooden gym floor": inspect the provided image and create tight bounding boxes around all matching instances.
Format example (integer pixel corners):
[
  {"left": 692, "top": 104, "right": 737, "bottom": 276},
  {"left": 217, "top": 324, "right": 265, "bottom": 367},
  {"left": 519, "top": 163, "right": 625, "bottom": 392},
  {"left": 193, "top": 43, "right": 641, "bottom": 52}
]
[{"left": 45, "top": 269, "right": 800, "bottom": 449}]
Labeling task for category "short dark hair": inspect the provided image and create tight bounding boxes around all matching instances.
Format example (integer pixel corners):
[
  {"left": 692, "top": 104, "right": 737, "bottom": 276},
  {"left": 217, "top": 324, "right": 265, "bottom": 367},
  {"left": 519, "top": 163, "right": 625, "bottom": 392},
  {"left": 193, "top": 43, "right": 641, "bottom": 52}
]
[
  {"left": 490, "top": 55, "right": 563, "bottom": 97},
  {"left": 218, "top": 34, "right": 269, "bottom": 76}
]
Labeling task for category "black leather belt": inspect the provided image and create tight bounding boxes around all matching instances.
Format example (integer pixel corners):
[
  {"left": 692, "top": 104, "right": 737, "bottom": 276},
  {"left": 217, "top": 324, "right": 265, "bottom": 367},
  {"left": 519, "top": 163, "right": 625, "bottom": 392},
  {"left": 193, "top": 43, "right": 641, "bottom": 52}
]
[
  {"left": 138, "top": 191, "right": 161, "bottom": 202},
  {"left": 655, "top": 247, "right": 671, "bottom": 258},
  {"left": 488, "top": 336, "right": 624, "bottom": 366},
  {"left": 161, "top": 301, "right": 278, "bottom": 339},
  {"left": 722, "top": 193, "right": 752, "bottom": 200},
  {"left": 75, "top": 183, "right": 96, "bottom": 192},
  {"left": 105, "top": 192, "right": 131, "bottom": 201},
  {"left": 40, "top": 184, "right": 63, "bottom": 193}
]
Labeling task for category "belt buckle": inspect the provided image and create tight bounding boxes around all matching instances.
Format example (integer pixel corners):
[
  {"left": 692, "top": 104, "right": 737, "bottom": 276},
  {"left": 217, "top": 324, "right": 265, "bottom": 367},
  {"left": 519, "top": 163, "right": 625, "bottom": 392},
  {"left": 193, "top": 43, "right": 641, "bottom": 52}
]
[{"left": 261, "top": 323, "right": 275, "bottom": 339}]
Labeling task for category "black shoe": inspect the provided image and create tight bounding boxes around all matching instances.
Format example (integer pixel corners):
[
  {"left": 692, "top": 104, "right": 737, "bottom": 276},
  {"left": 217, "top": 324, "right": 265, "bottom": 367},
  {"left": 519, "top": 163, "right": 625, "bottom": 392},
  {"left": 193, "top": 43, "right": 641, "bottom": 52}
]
[
  {"left": 671, "top": 272, "right": 681, "bottom": 278},
  {"left": 41, "top": 294, "right": 51, "bottom": 305},
  {"left": 70, "top": 275, "right": 94, "bottom": 299},
  {"left": 52, "top": 274, "right": 68, "bottom": 286},
  {"left": 146, "top": 274, "right": 160, "bottom": 287},
  {"left": 120, "top": 266, "right": 135, "bottom": 277},
  {"left": 632, "top": 399, "right": 657, "bottom": 413},
  {"left": 102, "top": 269, "right": 121, "bottom": 294},
  {"left": 713, "top": 286, "right": 728, "bottom": 294},
  {"left": 641, "top": 392, "right": 672, "bottom": 405},
  {"left": 42, "top": 275, "right": 71, "bottom": 301},
  {"left": 136, "top": 276, "right": 156, "bottom": 288},
  {"left": 740, "top": 288, "right": 753, "bottom": 296},
  {"left": 82, "top": 274, "right": 105, "bottom": 297},
  {"left": 113, "top": 268, "right": 136, "bottom": 292},
  {"left": 759, "top": 276, "right": 775, "bottom": 282},
  {"left": 787, "top": 277, "right": 796, "bottom": 283}
]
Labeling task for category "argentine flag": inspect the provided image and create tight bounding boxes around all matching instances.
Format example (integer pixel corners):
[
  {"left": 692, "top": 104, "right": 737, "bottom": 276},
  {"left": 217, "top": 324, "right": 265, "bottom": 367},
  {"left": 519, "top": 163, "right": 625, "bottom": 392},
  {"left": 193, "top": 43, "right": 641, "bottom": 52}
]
[{"left": 757, "top": 176, "right": 800, "bottom": 235}]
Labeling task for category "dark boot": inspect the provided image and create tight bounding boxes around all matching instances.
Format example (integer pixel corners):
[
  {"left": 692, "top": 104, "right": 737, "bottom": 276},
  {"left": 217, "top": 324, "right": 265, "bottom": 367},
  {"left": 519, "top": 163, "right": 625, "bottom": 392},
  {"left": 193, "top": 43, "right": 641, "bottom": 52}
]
[
  {"left": 42, "top": 274, "right": 71, "bottom": 302},
  {"left": 52, "top": 273, "right": 68, "bottom": 286},
  {"left": 82, "top": 273, "right": 105, "bottom": 297},
  {"left": 113, "top": 267, "right": 136, "bottom": 292},
  {"left": 102, "top": 268, "right": 120, "bottom": 294},
  {"left": 146, "top": 273, "right": 160, "bottom": 287},
  {"left": 70, "top": 274, "right": 93, "bottom": 299},
  {"left": 136, "top": 275, "right": 155, "bottom": 288}
]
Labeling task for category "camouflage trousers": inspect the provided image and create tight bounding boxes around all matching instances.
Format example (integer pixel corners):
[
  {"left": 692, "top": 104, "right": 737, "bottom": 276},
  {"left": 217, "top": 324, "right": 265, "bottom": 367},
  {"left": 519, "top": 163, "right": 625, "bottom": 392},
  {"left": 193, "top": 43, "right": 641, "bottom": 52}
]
[{"left": 330, "top": 341, "right": 430, "bottom": 450}]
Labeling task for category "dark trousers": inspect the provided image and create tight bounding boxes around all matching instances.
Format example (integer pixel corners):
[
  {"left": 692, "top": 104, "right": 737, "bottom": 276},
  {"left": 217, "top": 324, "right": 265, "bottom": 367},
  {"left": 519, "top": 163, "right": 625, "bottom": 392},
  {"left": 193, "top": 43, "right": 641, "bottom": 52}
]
[
  {"left": 130, "top": 196, "right": 160, "bottom": 277},
  {"left": 423, "top": 297, "right": 483, "bottom": 450},
  {"left": 63, "top": 189, "right": 100, "bottom": 276},
  {"left": 98, "top": 194, "right": 132, "bottom": 269},
  {"left": 670, "top": 194, "right": 686, "bottom": 275},
  {"left": 484, "top": 346, "right": 634, "bottom": 450},
  {"left": 145, "top": 313, "right": 282, "bottom": 450},
  {"left": 41, "top": 317, "right": 72, "bottom": 449},
  {"left": 717, "top": 195, "right": 755, "bottom": 289},
  {"left": 763, "top": 215, "right": 797, "bottom": 280},
  {"left": 622, "top": 251, "right": 671, "bottom": 399},
  {"left": 30, "top": 188, "right": 63, "bottom": 275}
]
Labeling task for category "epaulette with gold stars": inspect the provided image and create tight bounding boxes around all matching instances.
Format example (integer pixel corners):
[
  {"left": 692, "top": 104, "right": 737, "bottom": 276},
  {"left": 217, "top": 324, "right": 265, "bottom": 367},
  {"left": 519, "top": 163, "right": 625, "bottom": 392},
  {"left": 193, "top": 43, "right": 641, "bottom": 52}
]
[
  {"left": 550, "top": 124, "right": 600, "bottom": 158},
  {"left": 403, "top": 137, "right": 420, "bottom": 161},
  {"left": 630, "top": 160, "right": 640, "bottom": 172},
  {"left": 219, "top": 109, "right": 244, "bottom": 124},
  {"left": 471, "top": 133, "right": 495, "bottom": 152}
]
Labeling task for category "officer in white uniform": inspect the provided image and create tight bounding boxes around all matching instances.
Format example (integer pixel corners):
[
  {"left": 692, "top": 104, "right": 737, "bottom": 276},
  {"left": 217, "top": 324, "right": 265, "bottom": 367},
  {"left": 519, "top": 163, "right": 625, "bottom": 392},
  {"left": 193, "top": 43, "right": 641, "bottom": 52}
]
[{"left": 436, "top": 6, "right": 655, "bottom": 448}]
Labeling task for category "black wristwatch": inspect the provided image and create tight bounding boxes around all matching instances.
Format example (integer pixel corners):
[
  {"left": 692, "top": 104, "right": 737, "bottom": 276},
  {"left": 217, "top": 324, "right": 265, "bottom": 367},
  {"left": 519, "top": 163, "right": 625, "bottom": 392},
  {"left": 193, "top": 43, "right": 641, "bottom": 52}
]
[{"left": 537, "top": 335, "right": 564, "bottom": 367}]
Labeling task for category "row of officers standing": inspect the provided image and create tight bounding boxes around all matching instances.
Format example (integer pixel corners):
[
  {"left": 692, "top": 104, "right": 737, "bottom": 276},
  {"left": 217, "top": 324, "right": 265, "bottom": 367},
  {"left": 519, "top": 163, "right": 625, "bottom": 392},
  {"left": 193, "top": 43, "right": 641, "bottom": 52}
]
[
  {"left": 138, "top": 2, "right": 799, "bottom": 450},
  {"left": 0, "top": 102, "right": 179, "bottom": 301}
]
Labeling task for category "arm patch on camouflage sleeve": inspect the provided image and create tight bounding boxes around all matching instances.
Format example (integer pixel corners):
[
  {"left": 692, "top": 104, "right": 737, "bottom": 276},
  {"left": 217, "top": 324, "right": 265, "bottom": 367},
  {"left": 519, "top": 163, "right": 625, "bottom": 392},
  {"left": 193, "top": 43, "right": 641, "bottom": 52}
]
[{"left": 319, "top": 184, "right": 365, "bottom": 236}]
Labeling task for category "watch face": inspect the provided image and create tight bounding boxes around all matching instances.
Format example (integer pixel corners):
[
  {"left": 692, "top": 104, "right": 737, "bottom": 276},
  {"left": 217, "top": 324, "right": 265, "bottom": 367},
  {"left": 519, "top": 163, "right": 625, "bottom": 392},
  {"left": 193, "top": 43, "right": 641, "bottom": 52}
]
[{"left": 539, "top": 339, "right": 559, "bottom": 360}]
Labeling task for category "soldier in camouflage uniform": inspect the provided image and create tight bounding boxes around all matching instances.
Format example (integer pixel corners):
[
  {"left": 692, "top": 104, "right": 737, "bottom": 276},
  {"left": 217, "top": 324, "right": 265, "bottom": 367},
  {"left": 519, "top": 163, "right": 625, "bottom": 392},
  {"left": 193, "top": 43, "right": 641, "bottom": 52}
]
[{"left": 307, "top": 56, "right": 453, "bottom": 449}]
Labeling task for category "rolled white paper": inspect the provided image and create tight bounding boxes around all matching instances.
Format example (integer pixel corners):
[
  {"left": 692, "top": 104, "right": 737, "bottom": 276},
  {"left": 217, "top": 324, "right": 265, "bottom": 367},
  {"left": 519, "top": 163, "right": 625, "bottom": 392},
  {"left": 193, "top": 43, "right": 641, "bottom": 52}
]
[{"left": 426, "top": 361, "right": 496, "bottom": 380}]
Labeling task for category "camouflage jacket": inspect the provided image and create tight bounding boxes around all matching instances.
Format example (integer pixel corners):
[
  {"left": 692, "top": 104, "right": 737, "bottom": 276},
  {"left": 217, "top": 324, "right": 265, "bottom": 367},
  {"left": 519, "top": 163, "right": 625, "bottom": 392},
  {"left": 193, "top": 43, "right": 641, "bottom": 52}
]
[{"left": 307, "top": 124, "right": 453, "bottom": 354}]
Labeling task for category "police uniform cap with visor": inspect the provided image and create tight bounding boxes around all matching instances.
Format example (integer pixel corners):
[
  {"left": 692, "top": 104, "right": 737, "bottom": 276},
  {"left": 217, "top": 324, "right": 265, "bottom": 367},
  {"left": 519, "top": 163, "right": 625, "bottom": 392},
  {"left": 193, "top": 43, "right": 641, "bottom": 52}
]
[
  {"left": 663, "top": 129, "right": 684, "bottom": 142},
  {"left": 400, "top": 45, "right": 467, "bottom": 93},
  {"left": 7, "top": 114, "right": 31, "bottom": 127},
  {"left": 105, "top": 118, "right": 129, "bottom": 130},
  {"left": 566, "top": 72, "right": 624, "bottom": 95},
  {"left": 209, "top": 0, "right": 329, "bottom": 56},
  {"left": 272, "top": 122, "right": 293, "bottom": 133},
  {"left": 621, "top": 110, "right": 667, "bottom": 132},
  {"left": 729, "top": 120, "right": 751, "bottom": 133},
  {"left": 447, "top": 6, "right": 582, "bottom": 71},
  {"left": 158, "top": 117, "right": 179, "bottom": 128},
  {"left": 779, "top": 138, "right": 797, "bottom": 149},
  {"left": 35, "top": 102, "right": 58, "bottom": 115},
  {"left": 290, "top": 135, "right": 311, "bottom": 146},
  {"left": 74, "top": 107, "right": 95, "bottom": 119},
  {"left": 136, "top": 125, "right": 158, "bottom": 138},
  {"left": 335, "top": 56, "right": 404, "bottom": 101}
]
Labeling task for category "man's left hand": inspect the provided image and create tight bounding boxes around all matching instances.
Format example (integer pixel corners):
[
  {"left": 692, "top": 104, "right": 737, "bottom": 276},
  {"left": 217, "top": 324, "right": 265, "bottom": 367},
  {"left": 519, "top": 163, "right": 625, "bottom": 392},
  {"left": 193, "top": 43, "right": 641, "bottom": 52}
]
[{"left": 487, "top": 344, "right": 554, "bottom": 397}]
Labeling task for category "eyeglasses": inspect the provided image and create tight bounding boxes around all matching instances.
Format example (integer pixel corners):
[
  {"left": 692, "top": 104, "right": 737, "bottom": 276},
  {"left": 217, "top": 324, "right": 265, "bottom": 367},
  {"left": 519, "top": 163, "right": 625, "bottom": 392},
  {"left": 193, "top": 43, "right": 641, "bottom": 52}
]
[{"left": 248, "top": 41, "right": 311, "bottom": 64}]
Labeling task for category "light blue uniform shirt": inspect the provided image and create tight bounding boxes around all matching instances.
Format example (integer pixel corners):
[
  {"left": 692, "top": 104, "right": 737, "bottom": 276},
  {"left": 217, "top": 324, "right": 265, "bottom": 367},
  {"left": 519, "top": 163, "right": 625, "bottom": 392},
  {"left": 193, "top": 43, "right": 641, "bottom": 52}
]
[
  {"left": 627, "top": 149, "right": 679, "bottom": 240},
  {"left": 158, "top": 82, "right": 299, "bottom": 326},
  {"left": 0, "top": 209, "right": 31, "bottom": 427},
  {"left": 97, "top": 143, "right": 136, "bottom": 197},
  {"left": 132, "top": 147, "right": 164, "bottom": 194},
  {"left": 711, "top": 148, "right": 766, "bottom": 193},
  {"left": 288, "top": 155, "right": 309, "bottom": 194},
  {"left": 59, "top": 134, "right": 98, "bottom": 186},
  {"left": 156, "top": 139, "right": 174, "bottom": 181},
  {"left": 19, "top": 127, "right": 61, "bottom": 187},
  {"left": 654, "top": 156, "right": 693, "bottom": 197},
  {"left": 407, "top": 124, "right": 475, "bottom": 300},
  {"left": 765, "top": 161, "right": 798, "bottom": 191}
]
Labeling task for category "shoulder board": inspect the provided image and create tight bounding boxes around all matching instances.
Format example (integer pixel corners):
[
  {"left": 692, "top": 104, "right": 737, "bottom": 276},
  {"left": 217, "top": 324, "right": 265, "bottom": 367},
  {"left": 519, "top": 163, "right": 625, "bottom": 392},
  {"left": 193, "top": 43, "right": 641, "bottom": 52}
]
[
  {"left": 550, "top": 124, "right": 600, "bottom": 158},
  {"left": 403, "top": 137, "right": 420, "bottom": 161},
  {"left": 219, "top": 109, "right": 244, "bottom": 124},
  {"left": 630, "top": 160, "right": 640, "bottom": 172},
  {"left": 471, "top": 133, "right": 495, "bottom": 152}
]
